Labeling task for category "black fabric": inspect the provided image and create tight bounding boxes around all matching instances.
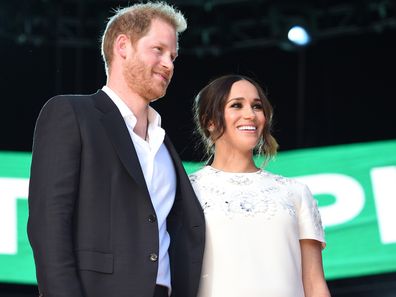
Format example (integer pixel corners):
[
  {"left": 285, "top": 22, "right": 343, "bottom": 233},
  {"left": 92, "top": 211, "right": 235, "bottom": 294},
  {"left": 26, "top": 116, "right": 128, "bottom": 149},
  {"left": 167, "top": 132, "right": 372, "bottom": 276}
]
[
  {"left": 27, "top": 91, "right": 205, "bottom": 297},
  {"left": 153, "top": 285, "right": 168, "bottom": 297}
]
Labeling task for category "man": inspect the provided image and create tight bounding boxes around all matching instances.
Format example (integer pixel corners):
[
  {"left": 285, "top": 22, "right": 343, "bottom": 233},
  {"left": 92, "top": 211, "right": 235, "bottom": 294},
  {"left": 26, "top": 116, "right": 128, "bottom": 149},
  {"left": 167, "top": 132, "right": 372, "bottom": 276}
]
[{"left": 27, "top": 3, "right": 205, "bottom": 297}]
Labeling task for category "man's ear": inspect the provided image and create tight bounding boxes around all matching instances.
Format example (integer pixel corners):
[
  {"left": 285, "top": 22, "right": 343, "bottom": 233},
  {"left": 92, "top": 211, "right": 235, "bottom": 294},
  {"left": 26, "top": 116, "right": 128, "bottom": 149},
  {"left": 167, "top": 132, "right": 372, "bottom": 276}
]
[{"left": 114, "top": 34, "right": 130, "bottom": 59}]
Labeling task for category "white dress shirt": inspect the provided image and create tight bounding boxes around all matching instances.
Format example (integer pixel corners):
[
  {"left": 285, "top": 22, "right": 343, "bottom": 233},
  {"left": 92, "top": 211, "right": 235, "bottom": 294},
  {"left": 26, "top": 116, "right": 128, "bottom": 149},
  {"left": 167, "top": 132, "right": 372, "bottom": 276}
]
[{"left": 102, "top": 86, "right": 176, "bottom": 290}]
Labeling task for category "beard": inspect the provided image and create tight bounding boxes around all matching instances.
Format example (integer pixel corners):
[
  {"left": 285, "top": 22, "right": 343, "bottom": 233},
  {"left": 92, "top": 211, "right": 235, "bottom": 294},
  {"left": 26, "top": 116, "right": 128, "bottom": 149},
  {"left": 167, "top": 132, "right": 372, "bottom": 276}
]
[{"left": 123, "top": 55, "right": 171, "bottom": 102}]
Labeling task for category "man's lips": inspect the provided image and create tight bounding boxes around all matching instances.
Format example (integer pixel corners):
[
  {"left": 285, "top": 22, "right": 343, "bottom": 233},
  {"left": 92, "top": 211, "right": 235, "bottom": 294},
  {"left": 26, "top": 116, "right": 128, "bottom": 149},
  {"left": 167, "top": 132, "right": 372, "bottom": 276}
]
[{"left": 154, "top": 71, "right": 171, "bottom": 83}]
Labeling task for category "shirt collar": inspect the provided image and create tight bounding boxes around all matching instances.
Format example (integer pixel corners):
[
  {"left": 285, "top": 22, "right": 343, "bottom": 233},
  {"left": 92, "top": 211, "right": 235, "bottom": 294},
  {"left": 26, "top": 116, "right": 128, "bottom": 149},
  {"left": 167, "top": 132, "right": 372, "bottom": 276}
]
[{"left": 102, "top": 86, "right": 162, "bottom": 130}]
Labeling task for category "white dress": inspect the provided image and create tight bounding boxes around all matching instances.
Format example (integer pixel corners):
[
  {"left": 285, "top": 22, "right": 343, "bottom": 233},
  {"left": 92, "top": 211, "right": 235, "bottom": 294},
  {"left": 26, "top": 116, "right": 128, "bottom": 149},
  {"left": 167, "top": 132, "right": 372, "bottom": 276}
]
[{"left": 189, "top": 166, "right": 325, "bottom": 297}]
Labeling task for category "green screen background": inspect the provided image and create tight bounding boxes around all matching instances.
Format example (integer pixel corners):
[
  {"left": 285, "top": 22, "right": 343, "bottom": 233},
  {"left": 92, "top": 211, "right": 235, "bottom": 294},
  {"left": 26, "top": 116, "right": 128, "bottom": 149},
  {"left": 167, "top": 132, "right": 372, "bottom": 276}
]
[{"left": 1, "top": 140, "right": 395, "bottom": 284}]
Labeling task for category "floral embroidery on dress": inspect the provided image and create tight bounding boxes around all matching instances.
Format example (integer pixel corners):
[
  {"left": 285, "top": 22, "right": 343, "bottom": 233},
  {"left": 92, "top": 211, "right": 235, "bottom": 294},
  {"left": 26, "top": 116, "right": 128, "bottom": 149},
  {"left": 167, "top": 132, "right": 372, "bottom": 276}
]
[
  {"left": 259, "top": 171, "right": 297, "bottom": 217},
  {"left": 189, "top": 166, "right": 324, "bottom": 241},
  {"left": 190, "top": 167, "right": 284, "bottom": 219},
  {"left": 277, "top": 194, "right": 297, "bottom": 217},
  {"left": 189, "top": 174, "right": 198, "bottom": 183},
  {"left": 223, "top": 190, "right": 277, "bottom": 218},
  {"left": 260, "top": 171, "right": 296, "bottom": 186},
  {"left": 227, "top": 175, "right": 254, "bottom": 186},
  {"left": 310, "top": 199, "right": 324, "bottom": 236}
]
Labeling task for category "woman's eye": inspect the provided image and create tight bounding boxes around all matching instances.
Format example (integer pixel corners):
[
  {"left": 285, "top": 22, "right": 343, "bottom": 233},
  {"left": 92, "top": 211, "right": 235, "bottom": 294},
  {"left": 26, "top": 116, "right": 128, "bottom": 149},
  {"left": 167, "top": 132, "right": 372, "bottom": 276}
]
[
  {"left": 253, "top": 104, "right": 263, "bottom": 110},
  {"left": 230, "top": 103, "right": 242, "bottom": 108}
]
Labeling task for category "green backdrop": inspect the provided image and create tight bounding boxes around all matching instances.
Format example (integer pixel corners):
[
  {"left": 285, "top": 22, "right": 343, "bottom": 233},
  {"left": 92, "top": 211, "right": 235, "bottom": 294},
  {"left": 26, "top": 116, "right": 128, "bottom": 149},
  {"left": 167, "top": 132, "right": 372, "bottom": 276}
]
[{"left": 1, "top": 139, "right": 395, "bottom": 284}]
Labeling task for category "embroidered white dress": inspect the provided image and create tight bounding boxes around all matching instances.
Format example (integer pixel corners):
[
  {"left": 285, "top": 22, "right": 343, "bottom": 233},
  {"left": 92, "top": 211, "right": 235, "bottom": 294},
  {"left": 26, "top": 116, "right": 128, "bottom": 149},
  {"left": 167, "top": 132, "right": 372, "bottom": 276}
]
[{"left": 189, "top": 166, "right": 325, "bottom": 297}]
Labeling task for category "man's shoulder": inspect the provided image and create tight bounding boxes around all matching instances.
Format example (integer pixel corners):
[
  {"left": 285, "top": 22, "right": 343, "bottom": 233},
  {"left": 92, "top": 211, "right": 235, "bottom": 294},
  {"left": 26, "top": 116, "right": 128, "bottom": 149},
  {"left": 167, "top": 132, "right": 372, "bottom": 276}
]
[
  {"left": 42, "top": 90, "right": 104, "bottom": 110},
  {"left": 48, "top": 90, "right": 102, "bottom": 103}
]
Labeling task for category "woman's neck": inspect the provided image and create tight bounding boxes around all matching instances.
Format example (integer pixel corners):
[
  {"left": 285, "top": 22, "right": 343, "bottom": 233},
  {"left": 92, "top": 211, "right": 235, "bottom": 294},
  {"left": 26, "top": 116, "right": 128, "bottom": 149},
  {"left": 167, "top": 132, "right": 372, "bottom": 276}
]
[{"left": 211, "top": 147, "right": 258, "bottom": 173}]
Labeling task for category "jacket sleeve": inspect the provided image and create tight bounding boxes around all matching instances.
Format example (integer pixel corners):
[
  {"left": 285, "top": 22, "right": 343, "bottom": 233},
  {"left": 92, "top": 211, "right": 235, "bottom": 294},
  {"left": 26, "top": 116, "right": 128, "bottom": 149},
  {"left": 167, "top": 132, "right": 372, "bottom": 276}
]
[{"left": 27, "top": 96, "right": 84, "bottom": 297}]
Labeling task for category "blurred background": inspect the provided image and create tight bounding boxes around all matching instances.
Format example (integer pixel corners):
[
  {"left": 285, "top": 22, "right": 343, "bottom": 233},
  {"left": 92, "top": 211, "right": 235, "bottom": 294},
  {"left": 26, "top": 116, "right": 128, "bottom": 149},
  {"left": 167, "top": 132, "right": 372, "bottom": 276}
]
[{"left": 0, "top": 0, "right": 395, "bottom": 296}]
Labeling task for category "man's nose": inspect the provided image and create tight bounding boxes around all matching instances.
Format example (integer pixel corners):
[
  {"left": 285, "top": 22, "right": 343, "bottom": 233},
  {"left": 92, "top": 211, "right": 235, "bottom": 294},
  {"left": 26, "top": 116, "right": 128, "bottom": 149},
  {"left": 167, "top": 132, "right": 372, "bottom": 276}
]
[{"left": 161, "top": 55, "right": 174, "bottom": 72}]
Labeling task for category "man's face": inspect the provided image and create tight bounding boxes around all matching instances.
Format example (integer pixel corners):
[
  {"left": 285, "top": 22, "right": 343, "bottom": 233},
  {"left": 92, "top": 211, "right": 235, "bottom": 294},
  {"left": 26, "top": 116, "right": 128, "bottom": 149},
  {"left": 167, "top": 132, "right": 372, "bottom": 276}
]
[{"left": 123, "top": 18, "right": 178, "bottom": 102}]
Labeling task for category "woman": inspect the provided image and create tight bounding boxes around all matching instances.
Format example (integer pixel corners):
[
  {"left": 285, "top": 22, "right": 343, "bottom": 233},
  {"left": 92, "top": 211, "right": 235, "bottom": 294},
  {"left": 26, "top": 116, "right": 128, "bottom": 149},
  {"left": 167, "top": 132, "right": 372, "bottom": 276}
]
[{"left": 189, "top": 74, "right": 331, "bottom": 297}]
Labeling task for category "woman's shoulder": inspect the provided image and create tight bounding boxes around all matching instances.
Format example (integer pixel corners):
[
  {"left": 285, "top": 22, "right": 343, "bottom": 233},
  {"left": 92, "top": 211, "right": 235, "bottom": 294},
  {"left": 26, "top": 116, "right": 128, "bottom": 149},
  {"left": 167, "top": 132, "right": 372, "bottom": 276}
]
[
  {"left": 188, "top": 166, "right": 211, "bottom": 182},
  {"left": 260, "top": 170, "right": 307, "bottom": 191}
]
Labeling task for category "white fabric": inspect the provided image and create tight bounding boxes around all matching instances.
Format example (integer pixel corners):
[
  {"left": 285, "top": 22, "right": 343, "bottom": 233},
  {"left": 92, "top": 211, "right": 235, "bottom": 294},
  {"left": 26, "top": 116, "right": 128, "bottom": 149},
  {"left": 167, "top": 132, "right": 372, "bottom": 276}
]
[
  {"left": 189, "top": 166, "right": 325, "bottom": 297},
  {"left": 102, "top": 86, "right": 176, "bottom": 289}
]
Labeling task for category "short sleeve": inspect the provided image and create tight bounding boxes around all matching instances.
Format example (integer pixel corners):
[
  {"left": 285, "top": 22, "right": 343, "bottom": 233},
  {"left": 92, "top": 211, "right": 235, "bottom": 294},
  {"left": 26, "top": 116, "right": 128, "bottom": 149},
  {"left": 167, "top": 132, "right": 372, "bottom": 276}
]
[{"left": 297, "top": 184, "right": 326, "bottom": 249}]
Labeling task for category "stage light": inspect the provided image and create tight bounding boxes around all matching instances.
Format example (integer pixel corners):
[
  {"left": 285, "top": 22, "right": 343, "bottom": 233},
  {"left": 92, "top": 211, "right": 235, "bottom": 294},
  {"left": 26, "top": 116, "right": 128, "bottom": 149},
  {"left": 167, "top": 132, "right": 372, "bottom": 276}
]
[{"left": 287, "top": 25, "right": 311, "bottom": 46}]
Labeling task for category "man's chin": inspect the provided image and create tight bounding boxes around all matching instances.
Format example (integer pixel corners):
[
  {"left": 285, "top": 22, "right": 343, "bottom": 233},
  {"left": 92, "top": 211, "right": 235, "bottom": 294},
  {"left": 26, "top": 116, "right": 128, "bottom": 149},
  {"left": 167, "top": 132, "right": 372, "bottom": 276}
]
[
  {"left": 150, "top": 95, "right": 165, "bottom": 103},
  {"left": 149, "top": 87, "right": 167, "bottom": 102}
]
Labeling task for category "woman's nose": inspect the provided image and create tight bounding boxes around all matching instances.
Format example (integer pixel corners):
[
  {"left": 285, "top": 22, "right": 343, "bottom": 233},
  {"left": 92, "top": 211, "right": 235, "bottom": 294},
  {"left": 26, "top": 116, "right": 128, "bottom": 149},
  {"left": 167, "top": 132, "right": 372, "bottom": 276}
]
[{"left": 243, "top": 106, "right": 256, "bottom": 119}]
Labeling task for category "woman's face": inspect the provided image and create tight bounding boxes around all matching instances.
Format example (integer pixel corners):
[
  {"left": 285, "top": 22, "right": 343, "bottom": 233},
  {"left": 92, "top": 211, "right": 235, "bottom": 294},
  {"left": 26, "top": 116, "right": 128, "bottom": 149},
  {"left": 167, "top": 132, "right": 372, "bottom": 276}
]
[{"left": 213, "top": 80, "right": 265, "bottom": 153}]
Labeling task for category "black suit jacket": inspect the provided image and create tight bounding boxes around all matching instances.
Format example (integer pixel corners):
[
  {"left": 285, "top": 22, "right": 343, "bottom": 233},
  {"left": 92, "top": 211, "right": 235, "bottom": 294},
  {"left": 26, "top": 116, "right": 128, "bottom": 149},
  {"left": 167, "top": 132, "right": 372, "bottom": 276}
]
[{"left": 27, "top": 90, "right": 205, "bottom": 297}]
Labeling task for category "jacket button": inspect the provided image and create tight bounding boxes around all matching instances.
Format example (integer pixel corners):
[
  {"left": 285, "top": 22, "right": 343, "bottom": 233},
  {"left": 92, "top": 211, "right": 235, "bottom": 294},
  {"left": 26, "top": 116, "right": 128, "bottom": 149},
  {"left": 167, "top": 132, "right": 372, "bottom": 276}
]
[
  {"left": 149, "top": 253, "right": 158, "bottom": 262},
  {"left": 148, "top": 214, "right": 157, "bottom": 223}
]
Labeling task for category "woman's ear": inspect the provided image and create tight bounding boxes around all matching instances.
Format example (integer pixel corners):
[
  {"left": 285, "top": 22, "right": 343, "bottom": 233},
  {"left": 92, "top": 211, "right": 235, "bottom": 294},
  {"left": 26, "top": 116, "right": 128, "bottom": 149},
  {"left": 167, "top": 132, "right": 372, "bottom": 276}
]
[{"left": 208, "top": 122, "right": 215, "bottom": 132}]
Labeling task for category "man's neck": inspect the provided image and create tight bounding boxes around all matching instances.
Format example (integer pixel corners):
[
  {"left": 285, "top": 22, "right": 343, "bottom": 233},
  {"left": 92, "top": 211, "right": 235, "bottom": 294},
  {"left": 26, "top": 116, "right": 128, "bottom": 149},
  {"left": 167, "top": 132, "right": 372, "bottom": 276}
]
[{"left": 106, "top": 80, "right": 150, "bottom": 140}]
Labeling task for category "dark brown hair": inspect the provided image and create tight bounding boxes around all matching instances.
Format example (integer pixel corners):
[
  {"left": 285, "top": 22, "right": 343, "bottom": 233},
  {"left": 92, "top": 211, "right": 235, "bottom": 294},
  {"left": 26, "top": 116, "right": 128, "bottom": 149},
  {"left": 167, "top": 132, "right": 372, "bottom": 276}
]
[{"left": 193, "top": 74, "right": 278, "bottom": 165}]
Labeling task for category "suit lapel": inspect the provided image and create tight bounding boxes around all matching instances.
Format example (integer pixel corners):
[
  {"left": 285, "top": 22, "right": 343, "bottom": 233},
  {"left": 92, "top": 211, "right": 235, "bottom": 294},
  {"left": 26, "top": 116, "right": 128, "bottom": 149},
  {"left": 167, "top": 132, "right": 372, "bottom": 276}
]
[
  {"left": 92, "top": 90, "right": 148, "bottom": 192},
  {"left": 164, "top": 134, "right": 204, "bottom": 221},
  {"left": 164, "top": 135, "right": 183, "bottom": 172}
]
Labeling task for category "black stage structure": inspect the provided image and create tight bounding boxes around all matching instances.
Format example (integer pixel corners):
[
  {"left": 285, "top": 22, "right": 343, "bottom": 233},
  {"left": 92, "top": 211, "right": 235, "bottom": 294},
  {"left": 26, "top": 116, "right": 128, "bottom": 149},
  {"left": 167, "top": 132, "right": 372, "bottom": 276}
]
[{"left": 1, "top": 0, "right": 396, "bottom": 296}]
